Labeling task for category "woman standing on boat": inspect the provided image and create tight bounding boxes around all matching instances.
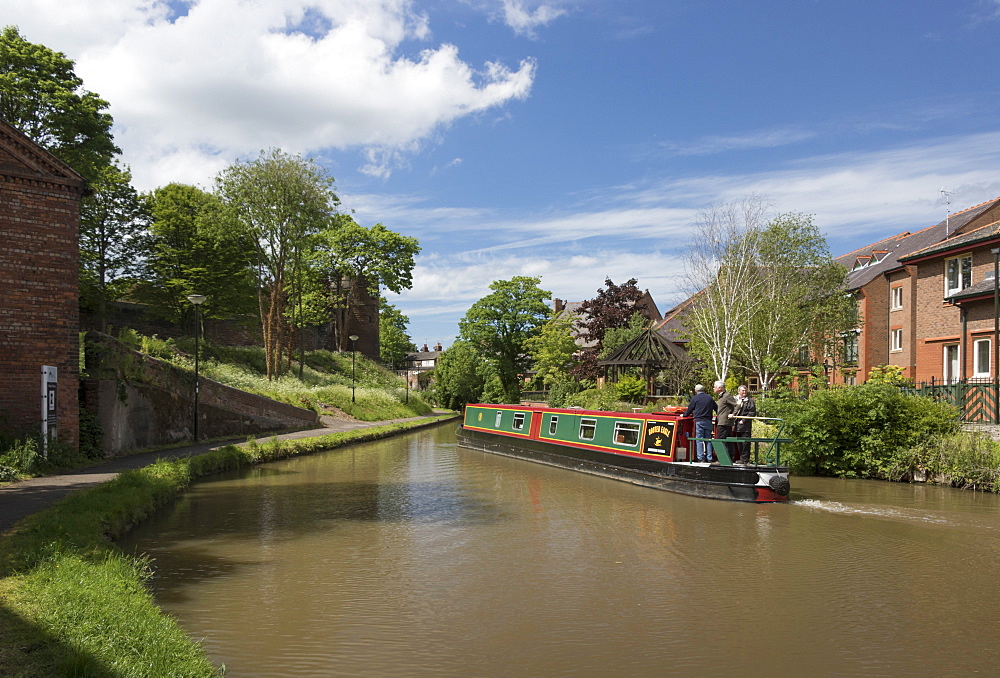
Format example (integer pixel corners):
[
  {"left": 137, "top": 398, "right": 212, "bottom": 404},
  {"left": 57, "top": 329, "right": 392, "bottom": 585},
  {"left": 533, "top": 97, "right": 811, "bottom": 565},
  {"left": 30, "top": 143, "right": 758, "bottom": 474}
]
[{"left": 732, "top": 385, "right": 757, "bottom": 465}]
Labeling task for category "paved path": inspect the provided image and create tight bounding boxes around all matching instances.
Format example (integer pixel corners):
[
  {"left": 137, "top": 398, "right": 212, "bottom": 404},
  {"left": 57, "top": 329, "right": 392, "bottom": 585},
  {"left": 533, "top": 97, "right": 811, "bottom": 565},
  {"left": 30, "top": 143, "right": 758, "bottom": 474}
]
[{"left": 0, "top": 415, "right": 455, "bottom": 535}]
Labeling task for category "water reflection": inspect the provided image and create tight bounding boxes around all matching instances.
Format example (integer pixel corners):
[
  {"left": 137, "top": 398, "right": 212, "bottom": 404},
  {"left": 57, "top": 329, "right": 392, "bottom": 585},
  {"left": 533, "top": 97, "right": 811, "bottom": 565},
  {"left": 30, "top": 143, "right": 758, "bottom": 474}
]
[{"left": 120, "top": 425, "right": 1000, "bottom": 677}]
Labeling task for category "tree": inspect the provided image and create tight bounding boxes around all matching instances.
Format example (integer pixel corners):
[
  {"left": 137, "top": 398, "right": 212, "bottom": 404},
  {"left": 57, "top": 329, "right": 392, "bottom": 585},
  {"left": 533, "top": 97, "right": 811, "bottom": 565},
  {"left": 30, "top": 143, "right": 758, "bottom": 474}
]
[
  {"left": 79, "top": 162, "right": 151, "bottom": 330},
  {"left": 598, "top": 312, "right": 648, "bottom": 360},
  {"left": 215, "top": 149, "right": 338, "bottom": 379},
  {"left": 135, "top": 183, "right": 257, "bottom": 323},
  {"left": 736, "top": 213, "right": 856, "bottom": 389},
  {"left": 683, "top": 195, "right": 771, "bottom": 383},
  {"left": 433, "top": 341, "right": 487, "bottom": 410},
  {"left": 459, "top": 276, "right": 551, "bottom": 402},
  {"left": 320, "top": 216, "right": 421, "bottom": 351},
  {"left": 0, "top": 26, "right": 118, "bottom": 182},
  {"left": 380, "top": 299, "right": 416, "bottom": 369},
  {"left": 525, "top": 311, "right": 578, "bottom": 389},
  {"left": 573, "top": 277, "right": 650, "bottom": 379}
]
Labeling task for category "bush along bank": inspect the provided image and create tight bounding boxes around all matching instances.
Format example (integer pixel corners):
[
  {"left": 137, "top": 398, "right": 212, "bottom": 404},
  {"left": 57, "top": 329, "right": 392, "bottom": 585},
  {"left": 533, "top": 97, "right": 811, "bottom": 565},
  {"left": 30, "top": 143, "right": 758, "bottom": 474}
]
[
  {"left": 0, "top": 414, "right": 457, "bottom": 678},
  {"left": 759, "top": 383, "right": 1000, "bottom": 487}
]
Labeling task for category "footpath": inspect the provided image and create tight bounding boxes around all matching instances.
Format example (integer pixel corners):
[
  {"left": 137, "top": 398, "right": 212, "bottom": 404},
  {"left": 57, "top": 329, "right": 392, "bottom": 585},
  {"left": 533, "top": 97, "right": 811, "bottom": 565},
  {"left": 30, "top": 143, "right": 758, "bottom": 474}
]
[{"left": 0, "top": 414, "right": 454, "bottom": 535}]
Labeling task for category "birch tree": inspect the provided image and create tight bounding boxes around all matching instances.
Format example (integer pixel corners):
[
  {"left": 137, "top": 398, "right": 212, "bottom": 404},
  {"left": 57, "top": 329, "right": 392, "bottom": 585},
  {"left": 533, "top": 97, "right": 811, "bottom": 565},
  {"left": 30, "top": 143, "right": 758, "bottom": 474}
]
[{"left": 683, "top": 195, "right": 771, "bottom": 383}]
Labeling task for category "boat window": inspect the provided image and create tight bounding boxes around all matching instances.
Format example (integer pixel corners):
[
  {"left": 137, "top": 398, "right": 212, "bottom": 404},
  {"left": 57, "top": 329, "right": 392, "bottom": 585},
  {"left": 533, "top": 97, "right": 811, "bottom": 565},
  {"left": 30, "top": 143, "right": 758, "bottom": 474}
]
[
  {"left": 579, "top": 418, "right": 596, "bottom": 441},
  {"left": 613, "top": 421, "right": 641, "bottom": 446},
  {"left": 548, "top": 415, "right": 559, "bottom": 435},
  {"left": 513, "top": 412, "right": 526, "bottom": 430},
  {"left": 495, "top": 410, "right": 503, "bottom": 427}
]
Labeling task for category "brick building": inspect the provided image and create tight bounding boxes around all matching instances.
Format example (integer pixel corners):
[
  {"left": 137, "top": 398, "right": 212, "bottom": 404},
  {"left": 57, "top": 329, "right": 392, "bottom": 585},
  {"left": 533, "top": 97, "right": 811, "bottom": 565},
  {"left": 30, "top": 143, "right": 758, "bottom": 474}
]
[
  {"left": 0, "top": 119, "right": 87, "bottom": 449},
  {"left": 828, "top": 196, "right": 1000, "bottom": 385}
]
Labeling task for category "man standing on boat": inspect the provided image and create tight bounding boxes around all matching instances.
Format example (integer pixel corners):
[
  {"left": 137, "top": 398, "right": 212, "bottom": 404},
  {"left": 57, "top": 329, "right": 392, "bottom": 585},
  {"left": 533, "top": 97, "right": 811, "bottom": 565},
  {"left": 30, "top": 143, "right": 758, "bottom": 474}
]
[
  {"left": 713, "top": 381, "right": 739, "bottom": 463},
  {"left": 732, "top": 384, "right": 757, "bottom": 465},
  {"left": 684, "top": 384, "right": 717, "bottom": 462}
]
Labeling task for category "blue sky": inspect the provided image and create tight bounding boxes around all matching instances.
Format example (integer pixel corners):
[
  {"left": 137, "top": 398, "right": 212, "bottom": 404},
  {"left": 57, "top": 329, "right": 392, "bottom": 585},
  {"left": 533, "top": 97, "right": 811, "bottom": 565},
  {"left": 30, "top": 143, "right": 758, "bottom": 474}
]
[{"left": 10, "top": 0, "right": 1000, "bottom": 348}]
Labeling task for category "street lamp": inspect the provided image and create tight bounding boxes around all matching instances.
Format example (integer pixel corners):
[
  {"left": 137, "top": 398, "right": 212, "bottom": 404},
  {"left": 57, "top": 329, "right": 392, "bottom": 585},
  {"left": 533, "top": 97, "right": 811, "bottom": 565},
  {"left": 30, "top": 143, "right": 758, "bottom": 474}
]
[
  {"left": 349, "top": 334, "right": 359, "bottom": 403},
  {"left": 187, "top": 294, "right": 206, "bottom": 441}
]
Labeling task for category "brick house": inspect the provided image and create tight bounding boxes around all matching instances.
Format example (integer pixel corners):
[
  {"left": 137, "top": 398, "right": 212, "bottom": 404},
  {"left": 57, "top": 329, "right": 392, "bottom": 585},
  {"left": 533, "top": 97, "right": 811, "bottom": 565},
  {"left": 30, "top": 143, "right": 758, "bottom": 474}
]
[
  {"left": 0, "top": 119, "right": 87, "bottom": 449},
  {"left": 897, "top": 197, "right": 1000, "bottom": 383},
  {"left": 827, "top": 196, "right": 1000, "bottom": 386}
]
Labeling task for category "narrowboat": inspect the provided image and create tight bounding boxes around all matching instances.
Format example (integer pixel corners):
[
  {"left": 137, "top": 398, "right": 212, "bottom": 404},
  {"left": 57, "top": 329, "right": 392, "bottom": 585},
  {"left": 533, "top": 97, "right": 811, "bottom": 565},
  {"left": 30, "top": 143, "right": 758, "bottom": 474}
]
[{"left": 456, "top": 404, "right": 791, "bottom": 503}]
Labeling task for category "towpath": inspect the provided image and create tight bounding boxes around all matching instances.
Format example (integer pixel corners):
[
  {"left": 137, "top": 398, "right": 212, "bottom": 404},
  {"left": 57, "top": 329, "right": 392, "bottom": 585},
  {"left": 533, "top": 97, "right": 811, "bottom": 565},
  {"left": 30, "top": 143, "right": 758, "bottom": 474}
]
[{"left": 0, "top": 414, "right": 456, "bottom": 535}]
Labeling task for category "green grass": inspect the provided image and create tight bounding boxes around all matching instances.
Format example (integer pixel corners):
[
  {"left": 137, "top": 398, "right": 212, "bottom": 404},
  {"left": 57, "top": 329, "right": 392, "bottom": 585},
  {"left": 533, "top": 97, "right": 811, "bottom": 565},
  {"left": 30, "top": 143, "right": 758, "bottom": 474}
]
[{"left": 0, "top": 415, "right": 457, "bottom": 677}]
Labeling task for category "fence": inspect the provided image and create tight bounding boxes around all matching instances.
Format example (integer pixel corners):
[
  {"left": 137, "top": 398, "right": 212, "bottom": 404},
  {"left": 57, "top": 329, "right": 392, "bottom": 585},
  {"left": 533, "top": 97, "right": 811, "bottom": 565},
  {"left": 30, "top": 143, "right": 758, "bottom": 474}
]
[{"left": 905, "top": 378, "right": 1000, "bottom": 424}]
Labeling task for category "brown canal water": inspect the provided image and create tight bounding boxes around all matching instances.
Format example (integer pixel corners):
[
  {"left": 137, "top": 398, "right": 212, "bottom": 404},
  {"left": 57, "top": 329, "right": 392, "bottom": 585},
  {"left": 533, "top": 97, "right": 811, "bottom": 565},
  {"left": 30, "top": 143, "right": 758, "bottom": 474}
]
[{"left": 118, "top": 424, "right": 1000, "bottom": 677}]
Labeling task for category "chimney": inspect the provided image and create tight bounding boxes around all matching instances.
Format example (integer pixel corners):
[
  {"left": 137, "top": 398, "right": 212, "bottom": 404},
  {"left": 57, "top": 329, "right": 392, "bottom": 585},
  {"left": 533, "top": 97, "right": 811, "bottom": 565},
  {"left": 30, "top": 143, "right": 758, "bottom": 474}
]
[
  {"left": 434, "top": 343, "right": 442, "bottom": 351},
  {"left": 554, "top": 298, "right": 564, "bottom": 313},
  {"left": 421, "top": 343, "right": 429, "bottom": 352}
]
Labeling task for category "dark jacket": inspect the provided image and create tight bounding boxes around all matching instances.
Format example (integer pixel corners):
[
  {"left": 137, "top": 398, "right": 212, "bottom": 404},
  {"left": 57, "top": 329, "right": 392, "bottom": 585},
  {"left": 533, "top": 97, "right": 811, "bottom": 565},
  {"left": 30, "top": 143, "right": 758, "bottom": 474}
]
[
  {"left": 715, "top": 389, "right": 738, "bottom": 426},
  {"left": 733, "top": 395, "right": 757, "bottom": 433},
  {"left": 684, "top": 391, "right": 717, "bottom": 420}
]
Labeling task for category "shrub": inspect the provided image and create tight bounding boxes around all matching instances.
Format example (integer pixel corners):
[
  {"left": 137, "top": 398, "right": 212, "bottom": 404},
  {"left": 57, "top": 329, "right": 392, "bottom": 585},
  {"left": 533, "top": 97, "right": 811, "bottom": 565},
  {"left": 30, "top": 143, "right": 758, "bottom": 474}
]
[
  {"left": 547, "top": 379, "right": 583, "bottom": 408},
  {"left": 0, "top": 436, "right": 39, "bottom": 481},
  {"left": 615, "top": 375, "right": 647, "bottom": 403},
  {"left": 762, "top": 384, "right": 960, "bottom": 478}
]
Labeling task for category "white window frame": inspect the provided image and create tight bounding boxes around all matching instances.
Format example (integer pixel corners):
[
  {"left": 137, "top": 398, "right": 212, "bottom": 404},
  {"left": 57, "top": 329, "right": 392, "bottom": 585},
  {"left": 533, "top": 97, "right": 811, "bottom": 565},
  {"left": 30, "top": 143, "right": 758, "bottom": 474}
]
[
  {"left": 974, "top": 338, "right": 991, "bottom": 378},
  {"left": 495, "top": 410, "right": 503, "bottom": 427},
  {"left": 890, "top": 328, "right": 903, "bottom": 352},
  {"left": 513, "top": 412, "right": 526, "bottom": 430},
  {"left": 579, "top": 418, "right": 596, "bottom": 441},
  {"left": 890, "top": 286, "right": 903, "bottom": 310},
  {"left": 548, "top": 415, "right": 559, "bottom": 436},
  {"left": 944, "top": 344, "right": 960, "bottom": 384},
  {"left": 612, "top": 421, "right": 641, "bottom": 447},
  {"left": 945, "top": 255, "right": 973, "bottom": 297}
]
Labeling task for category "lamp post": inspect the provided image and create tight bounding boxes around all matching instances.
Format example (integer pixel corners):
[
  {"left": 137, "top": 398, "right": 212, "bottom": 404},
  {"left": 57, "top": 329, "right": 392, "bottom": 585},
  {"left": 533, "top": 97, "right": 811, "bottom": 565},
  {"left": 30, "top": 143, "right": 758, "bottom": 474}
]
[
  {"left": 349, "top": 334, "right": 359, "bottom": 403},
  {"left": 187, "top": 294, "right": 206, "bottom": 441}
]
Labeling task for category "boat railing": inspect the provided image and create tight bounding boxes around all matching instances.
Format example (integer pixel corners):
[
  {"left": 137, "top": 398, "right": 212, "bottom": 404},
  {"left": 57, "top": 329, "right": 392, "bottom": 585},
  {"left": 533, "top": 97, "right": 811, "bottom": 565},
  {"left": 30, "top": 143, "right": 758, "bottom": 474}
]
[{"left": 689, "top": 416, "right": 791, "bottom": 467}]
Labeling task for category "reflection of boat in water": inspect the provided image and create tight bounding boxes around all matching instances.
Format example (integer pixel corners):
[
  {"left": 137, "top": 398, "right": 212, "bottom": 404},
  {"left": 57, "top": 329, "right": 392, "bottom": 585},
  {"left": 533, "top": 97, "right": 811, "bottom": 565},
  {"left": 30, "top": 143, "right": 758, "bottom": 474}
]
[{"left": 456, "top": 404, "right": 791, "bottom": 503}]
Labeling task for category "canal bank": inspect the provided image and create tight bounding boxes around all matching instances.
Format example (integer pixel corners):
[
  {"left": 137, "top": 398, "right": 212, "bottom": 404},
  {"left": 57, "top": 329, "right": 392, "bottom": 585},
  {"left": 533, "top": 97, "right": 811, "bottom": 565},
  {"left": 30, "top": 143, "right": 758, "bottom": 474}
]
[{"left": 0, "top": 413, "right": 458, "bottom": 678}]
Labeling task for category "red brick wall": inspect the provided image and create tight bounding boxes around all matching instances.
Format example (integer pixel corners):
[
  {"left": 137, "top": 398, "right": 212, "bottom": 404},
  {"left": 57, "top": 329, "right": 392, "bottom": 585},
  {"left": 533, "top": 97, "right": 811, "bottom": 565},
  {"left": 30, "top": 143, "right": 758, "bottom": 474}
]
[{"left": 0, "top": 123, "right": 86, "bottom": 448}]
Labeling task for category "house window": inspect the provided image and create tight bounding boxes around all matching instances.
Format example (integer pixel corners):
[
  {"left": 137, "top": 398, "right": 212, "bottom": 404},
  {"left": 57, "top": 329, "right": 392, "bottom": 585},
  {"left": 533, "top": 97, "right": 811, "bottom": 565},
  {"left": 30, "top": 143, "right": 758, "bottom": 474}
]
[
  {"left": 975, "top": 339, "right": 991, "bottom": 378},
  {"left": 844, "top": 373, "right": 857, "bottom": 386},
  {"left": 944, "top": 344, "right": 960, "bottom": 384},
  {"left": 495, "top": 411, "right": 503, "bottom": 427},
  {"left": 890, "top": 286, "right": 903, "bottom": 310},
  {"left": 613, "top": 421, "right": 641, "bottom": 447},
  {"left": 548, "top": 415, "right": 559, "bottom": 435},
  {"left": 945, "top": 255, "right": 973, "bottom": 296},
  {"left": 579, "top": 418, "right": 596, "bottom": 441},
  {"left": 797, "top": 345, "right": 811, "bottom": 365},
  {"left": 842, "top": 332, "right": 859, "bottom": 364},
  {"left": 513, "top": 412, "right": 526, "bottom": 430},
  {"left": 890, "top": 328, "right": 903, "bottom": 352}
]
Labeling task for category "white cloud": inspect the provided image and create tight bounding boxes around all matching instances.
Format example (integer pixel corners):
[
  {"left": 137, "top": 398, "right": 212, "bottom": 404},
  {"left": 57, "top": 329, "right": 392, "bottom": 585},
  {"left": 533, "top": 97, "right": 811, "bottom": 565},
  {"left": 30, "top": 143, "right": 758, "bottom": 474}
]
[
  {"left": 8, "top": 0, "right": 535, "bottom": 189},
  {"left": 498, "top": 0, "right": 567, "bottom": 37}
]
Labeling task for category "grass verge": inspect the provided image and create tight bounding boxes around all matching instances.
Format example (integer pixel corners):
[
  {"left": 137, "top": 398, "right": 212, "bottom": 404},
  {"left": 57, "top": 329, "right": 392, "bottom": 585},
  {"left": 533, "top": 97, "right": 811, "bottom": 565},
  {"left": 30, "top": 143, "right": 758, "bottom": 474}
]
[{"left": 0, "top": 414, "right": 457, "bottom": 677}]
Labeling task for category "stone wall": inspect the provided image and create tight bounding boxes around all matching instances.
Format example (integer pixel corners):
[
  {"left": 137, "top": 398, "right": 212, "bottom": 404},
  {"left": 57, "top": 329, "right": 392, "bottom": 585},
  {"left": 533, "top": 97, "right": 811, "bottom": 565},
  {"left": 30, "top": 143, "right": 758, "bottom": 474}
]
[{"left": 83, "top": 333, "right": 318, "bottom": 455}]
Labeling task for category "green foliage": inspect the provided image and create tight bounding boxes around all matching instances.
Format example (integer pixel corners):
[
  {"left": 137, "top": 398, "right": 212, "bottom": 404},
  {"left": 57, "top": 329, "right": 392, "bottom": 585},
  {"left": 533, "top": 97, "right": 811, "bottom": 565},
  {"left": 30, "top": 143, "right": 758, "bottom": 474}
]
[
  {"left": 599, "top": 313, "right": 647, "bottom": 359},
  {"left": 0, "top": 436, "right": 38, "bottom": 482},
  {"left": 79, "top": 162, "right": 152, "bottom": 325},
  {"left": 574, "top": 277, "right": 648, "bottom": 379},
  {"left": 763, "top": 384, "right": 960, "bottom": 478},
  {"left": 910, "top": 431, "right": 1000, "bottom": 492},
  {"left": 564, "top": 385, "right": 635, "bottom": 412},
  {"left": 547, "top": 379, "right": 585, "bottom": 408},
  {"left": 615, "top": 374, "right": 648, "bottom": 403},
  {"left": 0, "top": 25, "right": 119, "bottom": 182},
  {"left": 432, "top": 341, "right": 486, "bottom": 410},
  {"left": 525, "top": 312, "right": 578, "bottom": 388},
  {"left": 866, "top": 364, "right": 913, "bottom": 387},
  {"left": 135, "top": 183, "right": 257, "bottom": 322},
  {"left": 459, "top": 276, "right": 551, "bottom": 399},
  {"left": 379, "top": 299, "right": 416, "bottom": 369}
]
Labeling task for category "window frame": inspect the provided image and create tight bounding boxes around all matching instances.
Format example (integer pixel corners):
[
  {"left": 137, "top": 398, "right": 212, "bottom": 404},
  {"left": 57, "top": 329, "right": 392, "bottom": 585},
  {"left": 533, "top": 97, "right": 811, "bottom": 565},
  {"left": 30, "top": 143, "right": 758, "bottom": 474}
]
[
  {"left": 974, "top": 338, "right": 991, "bottom": 379},
  {"left": 890, "top": 328, "right": 903, "bottom": 353},
  {"left": 945, "top": 254, "right": 973, "bottom": 297},
  {"left": 548, "top": 415, "right": 559, "bottom": 436},
  {"left": 612, "top": 421, "right": 642, "bottom": 447},
  {"left": 512, "top": 412, "right": 526, "bottom": 431},
  {"left": 890, "top": 286, "right": 903, "bottom": 311},
  {"left": 579, "top": 418, "right": 597, "bottom": 441},
  {"left": 495, "top": 410, "right": 503, "bottom": 427}
]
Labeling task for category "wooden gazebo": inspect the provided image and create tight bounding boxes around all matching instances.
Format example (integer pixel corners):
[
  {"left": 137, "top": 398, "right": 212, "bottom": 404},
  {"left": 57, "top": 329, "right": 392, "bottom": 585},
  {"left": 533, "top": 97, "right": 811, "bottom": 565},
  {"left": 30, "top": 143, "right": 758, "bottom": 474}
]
[{"left": 598, "top": 328, "right": 689, "bottom": 395}]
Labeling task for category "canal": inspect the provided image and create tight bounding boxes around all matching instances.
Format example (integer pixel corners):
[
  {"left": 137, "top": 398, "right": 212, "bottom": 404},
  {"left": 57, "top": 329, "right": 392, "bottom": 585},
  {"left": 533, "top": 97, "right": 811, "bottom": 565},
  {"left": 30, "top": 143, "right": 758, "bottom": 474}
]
[{"left": 119, "top": 424, "right": 1000, "bottom": 676}]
